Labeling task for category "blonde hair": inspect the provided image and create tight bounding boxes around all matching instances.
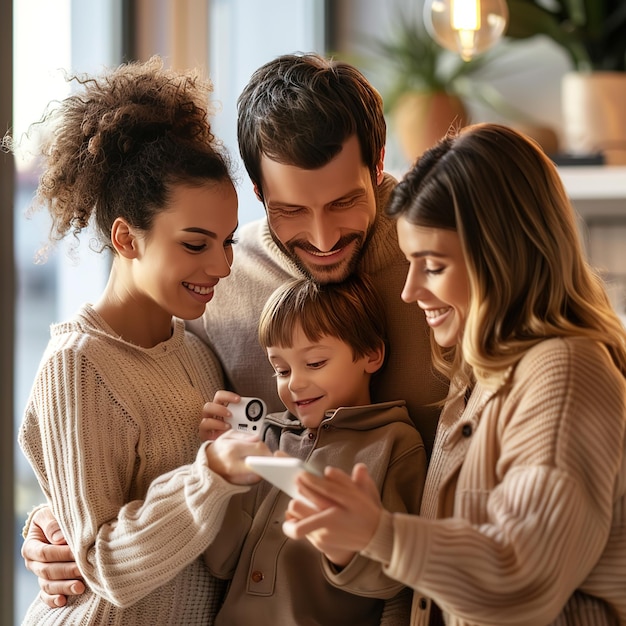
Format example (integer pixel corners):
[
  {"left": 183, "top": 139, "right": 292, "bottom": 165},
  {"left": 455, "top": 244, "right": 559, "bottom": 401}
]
[
  {"left": 258, "top": 274, "right": 387, "bottom": 361},
  {"left": 387, "top": 123, "right": 626, "bottom": 388}
]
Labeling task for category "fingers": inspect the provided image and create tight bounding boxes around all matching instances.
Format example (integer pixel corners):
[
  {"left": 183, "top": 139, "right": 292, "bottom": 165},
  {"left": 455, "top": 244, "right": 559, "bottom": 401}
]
[
  {"left": 23, "top": 541, "right": 74, "bottom": 569},
  {"left": 351, "top": 463, "right": 380, "bottom": 500},
  {"left": 206, "top": 431, "right": 272, "bottom": 484},
  {"left": 22, "top": 539, "right": 85, "bottom": 608},
  {"left": 38, "top": 570, "right": 85, "bottom": 607},
  {"left": 283, "top": 508, "right": 330, "bottom": 539},
  {"left": 38, "top": 576, "right": 86, "bottom": 607},
  {"left": 39, "top": 590, "right": 68, "bottom": 609},
  {"left": 200, "top": 391, "right": 242, "bottom": 441},
  {"left": 294, "top": 466, "right": 354, "bottom": 508},
  {"left": 283, "top": 464, "right": 382, "bottom": 551},
  {"left": 212, "top": 389, "right": 241, "bottom": 405},
  {"left": 199, "top": 417, "right": 230, "bottom": 442},
  {"left": 28, "top": 506, "right": 67, "bottom": 545}
]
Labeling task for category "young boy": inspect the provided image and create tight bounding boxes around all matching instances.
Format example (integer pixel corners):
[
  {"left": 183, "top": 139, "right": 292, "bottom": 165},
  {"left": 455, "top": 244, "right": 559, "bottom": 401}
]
[{"left": 202, "top": 273, "right": 426, "bottom": 625}]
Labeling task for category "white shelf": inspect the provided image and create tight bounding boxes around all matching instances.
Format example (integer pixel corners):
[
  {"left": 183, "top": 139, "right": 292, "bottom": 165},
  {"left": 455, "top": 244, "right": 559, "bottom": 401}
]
[
  {"left": 558, "top": 166, "right": 626, "bottom": 200},
  {"left": 557, "top": 166, "right": 626, "bottom": 220}
]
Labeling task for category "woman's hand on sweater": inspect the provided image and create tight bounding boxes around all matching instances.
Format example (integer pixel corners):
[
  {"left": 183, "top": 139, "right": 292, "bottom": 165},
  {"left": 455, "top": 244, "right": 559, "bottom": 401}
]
[
  {"left": 206, "top": 429, "right": 272, "bottom": 485},
  {"left": 282, "top": 463, "right": 383, "bottom": 562}
]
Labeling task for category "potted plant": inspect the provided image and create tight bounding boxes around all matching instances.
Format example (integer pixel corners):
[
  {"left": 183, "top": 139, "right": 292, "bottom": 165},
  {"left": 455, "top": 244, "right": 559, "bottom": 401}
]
[
  {"left": 359, "top": 8, "right": 549, "bottom": 162},
  {"left": 506, "top": 0, "right": 626, "bottom": 162},
  {"left": 370, "top": 17, "right": 477, "bottom": 161}
]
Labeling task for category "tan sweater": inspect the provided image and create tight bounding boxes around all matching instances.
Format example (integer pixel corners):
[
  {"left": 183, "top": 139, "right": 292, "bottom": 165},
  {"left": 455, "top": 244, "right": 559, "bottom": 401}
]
[
  {"left": 19, "top": 305, "right": 247, "bottom": 625},
  {"left": 189, "top": 173, "right": 448, "bottom": 457},
  {"left": 356, "top": 337, "right": 626, "bottom": 626}
]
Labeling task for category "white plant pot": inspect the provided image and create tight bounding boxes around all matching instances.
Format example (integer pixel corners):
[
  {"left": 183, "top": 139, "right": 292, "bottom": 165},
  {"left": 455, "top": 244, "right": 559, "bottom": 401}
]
[{"left": 561, "top": 71, "right": 626, "bottom": 165}]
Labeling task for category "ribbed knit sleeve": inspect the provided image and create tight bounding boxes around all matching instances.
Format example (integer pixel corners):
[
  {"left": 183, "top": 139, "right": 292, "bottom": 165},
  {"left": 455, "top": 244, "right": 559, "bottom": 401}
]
[
  {"left": 363, "top": 338, "right": 626, "bottom": 626},
  {"left": 18, "top": 307, "right": 248, "bottom": 621}
]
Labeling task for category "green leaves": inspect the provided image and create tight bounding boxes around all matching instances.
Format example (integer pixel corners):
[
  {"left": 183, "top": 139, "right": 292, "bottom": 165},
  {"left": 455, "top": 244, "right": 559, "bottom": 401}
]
[{"left": 505, "top": 0, "right": 626, "bottom": 71}]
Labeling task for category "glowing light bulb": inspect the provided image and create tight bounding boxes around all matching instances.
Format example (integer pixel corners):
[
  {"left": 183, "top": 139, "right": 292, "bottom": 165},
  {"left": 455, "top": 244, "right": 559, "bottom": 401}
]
[{"left": 424, "top": 0, "right": 509, "bottom": 61}]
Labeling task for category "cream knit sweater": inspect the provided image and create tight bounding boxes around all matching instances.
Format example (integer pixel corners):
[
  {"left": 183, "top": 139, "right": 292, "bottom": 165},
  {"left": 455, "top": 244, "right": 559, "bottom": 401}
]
[
  {"left": 19, "top": 305, "right": 247, "bottom": 625},
  {"left": 359, "top": 337, "right": 626, "bottom": 626}
]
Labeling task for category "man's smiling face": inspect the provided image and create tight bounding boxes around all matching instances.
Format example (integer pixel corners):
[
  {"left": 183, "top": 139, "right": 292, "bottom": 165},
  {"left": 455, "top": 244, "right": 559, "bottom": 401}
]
[{"left": 260, "top": 135, "right": 381, "bottom": 283}]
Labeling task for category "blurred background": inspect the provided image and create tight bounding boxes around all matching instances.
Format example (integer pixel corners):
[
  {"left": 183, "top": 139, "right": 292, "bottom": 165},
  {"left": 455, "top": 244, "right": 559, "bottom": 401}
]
[{"left": 2, "top": 1, "right": 625, "bottom": 624}]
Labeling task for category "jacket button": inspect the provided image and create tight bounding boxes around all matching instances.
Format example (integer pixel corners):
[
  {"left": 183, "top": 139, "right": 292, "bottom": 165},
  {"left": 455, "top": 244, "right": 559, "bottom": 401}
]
[
  {"left": 418, "top": 597, "right": 428, "bottom": 610},
  {"left": 462, "top": 423, "right": 472, "bottom": 437},
  {"left": 251, "top": 570, "right": 264, "bottom": 583}
]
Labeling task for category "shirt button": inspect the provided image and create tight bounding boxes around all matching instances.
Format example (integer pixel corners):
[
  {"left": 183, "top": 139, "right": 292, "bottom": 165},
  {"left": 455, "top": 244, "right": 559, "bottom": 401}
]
[
  {"left": 462, "top": 423, "right": 472, "bottom": 437},
  {"left": 418, "top": 597, "right": 428, "bottom": 610},
  {"left": 308, "top": 432, "right": 315, "bottom": 440},
  {"left": 251, "top": 570, "right": 264, "bottom": 583}
]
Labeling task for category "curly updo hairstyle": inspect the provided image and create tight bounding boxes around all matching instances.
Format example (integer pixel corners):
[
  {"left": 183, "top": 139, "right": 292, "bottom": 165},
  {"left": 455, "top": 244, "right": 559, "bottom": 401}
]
[{"left": 33, "top": 55, "right": 231, "bottom": 252}]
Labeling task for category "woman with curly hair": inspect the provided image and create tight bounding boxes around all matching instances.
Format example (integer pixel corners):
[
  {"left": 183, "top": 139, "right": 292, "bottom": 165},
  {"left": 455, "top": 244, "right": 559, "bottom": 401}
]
[
  {"left": 283, "top": 123, "right": 626, "bottom": 625},
  {"left": 13, "top": 56, "right": 264, "bottom": 625}
]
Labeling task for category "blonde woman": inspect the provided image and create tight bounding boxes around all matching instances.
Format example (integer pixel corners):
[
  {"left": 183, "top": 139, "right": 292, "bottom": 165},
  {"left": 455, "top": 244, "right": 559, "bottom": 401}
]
[{"left": 283, "top": 123, "right": 626, "bottom": 625}]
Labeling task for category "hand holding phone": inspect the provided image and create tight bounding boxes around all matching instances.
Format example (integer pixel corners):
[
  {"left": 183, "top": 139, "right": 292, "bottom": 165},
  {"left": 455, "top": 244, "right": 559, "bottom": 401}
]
[{"left": 245, "top": 456, "right": 322, "bottom": 505}]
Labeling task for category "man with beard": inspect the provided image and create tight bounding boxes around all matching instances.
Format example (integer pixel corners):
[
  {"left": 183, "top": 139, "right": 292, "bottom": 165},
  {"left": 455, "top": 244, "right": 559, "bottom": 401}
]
[
  {"left": 22, "top": 53, "right": 448, "bottom": 609},
  {"left": 193, "top": 53, "right": 447, "bottom": 449}
]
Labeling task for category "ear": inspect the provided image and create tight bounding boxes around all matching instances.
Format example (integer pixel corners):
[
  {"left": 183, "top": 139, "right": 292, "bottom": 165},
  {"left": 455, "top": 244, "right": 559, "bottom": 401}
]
[
  {"left": 364, "top": 342, "right": 385, "bottom": 375},
  {"left": 252, "top": 182, "right": 264, "bottom": 203},
  {"left": 110, "top": 217, "right": 139, "bottom": 259},
  {"left": 375, "top": 147, "right": 385, "bottom": 186}
]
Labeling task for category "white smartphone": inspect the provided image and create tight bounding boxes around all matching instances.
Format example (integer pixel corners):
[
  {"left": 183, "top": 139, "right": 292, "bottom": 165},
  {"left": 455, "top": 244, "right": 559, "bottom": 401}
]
[{"left": 245, "top": 456, "right": 322, "bottom": 505}]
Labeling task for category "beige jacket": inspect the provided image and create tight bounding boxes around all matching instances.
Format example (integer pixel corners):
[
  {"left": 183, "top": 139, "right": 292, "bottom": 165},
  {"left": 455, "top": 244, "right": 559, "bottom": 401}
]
[
  {"left": 19, "top": 305, "right": 246, "bottom": 625},
  {"left": 355, "top": 337, "right": 626, "bottom": 626}
]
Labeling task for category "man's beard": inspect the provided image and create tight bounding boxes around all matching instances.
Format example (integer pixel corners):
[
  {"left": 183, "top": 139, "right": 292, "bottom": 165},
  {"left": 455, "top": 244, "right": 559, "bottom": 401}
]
[{"left": 269, "top": 228, "right": 371, "bottom": 284}]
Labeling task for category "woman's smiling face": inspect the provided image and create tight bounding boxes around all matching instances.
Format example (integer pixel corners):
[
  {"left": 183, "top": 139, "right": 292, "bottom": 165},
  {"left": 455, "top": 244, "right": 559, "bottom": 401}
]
[{"left": 396, "top": 216, "right": 470, "bottom": 348}]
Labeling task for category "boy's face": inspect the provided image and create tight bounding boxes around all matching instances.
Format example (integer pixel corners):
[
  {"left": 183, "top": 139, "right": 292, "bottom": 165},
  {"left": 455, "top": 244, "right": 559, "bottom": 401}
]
[
  {"left": 266, "top": 325, "right": 382, "bottom": 429},
  {"left": 259, "top": 135, "right": 383, "bottom": 284}
]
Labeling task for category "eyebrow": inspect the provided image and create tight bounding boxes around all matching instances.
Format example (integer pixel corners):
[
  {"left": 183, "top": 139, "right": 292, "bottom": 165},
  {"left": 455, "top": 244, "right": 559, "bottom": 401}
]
[
  {"left": 182, "top": 227, "right": 217, "bottom": 238},
  {"left": 267, "top": 187, "right": 366, "bottom": 209},
  {"left": 410, "top": 250, "right": 449, "bottom": 259},
  {"left": 182, "top": 225, "right": 239, "bottom": 238}
]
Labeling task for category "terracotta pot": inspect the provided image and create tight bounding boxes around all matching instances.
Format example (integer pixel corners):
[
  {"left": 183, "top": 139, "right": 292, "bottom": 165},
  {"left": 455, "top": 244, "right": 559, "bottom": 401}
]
[
  {"left": 392, "top": 90, "right": 467, "bottom": 163},
  {"left": 561, "top": 72, "right": 626, "bottom": 165}
]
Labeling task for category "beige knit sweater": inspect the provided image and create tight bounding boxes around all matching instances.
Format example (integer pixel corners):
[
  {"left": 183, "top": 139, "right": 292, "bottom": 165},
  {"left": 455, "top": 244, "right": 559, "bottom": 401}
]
[
  {"left": 358, "top": 337, "right": 626, "bottom": 626},
  {"left": 19, "top": 305, "right": 247, "bottom": 625}
]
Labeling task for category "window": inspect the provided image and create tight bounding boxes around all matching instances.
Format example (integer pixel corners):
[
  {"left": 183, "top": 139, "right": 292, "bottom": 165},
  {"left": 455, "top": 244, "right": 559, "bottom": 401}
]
[{"left": 12, "top": 0, "right": 120, "bottom": 621}]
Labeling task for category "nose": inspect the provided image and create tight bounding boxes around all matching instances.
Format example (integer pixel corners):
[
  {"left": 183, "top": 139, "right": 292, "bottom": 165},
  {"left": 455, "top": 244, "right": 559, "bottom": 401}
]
[
  {"left": 205, "top": 247, "right": 233, "bottom": 279},
  {"left": 288, "top": 368, "right": 307, "bottom": 393},
  {"left": 401, "top": 264, "right": 426, "bottom": 303},
  {"left": 308, "top": 210, "right": 340, "bottom": 252}
]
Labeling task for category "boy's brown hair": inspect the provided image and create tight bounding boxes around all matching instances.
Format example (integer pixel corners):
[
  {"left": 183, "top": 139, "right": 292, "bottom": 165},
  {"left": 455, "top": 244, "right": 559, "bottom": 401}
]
[{"left": 258, "top": 273, "right": 387, "bottom": 362}]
